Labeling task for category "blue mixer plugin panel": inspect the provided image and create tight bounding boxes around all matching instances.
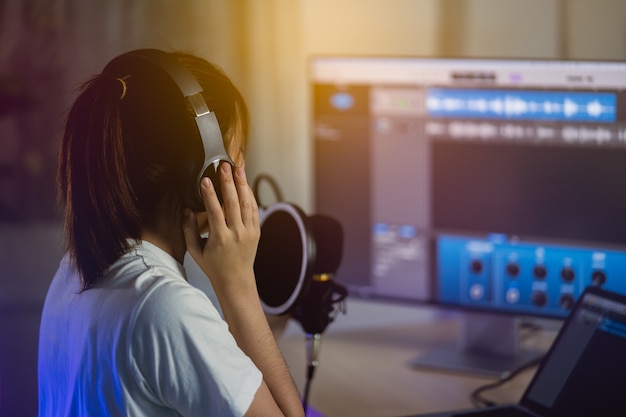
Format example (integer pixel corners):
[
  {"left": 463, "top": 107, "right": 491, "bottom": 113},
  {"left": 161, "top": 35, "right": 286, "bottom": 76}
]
[{"left": 437, "top": 234, "right": 626, "bottom": 317}]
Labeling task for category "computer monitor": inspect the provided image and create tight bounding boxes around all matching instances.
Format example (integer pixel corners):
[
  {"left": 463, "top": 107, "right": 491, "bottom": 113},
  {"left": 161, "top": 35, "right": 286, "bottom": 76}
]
[{"left": 310, "top": 56, "right": 626, "bottom": 376}]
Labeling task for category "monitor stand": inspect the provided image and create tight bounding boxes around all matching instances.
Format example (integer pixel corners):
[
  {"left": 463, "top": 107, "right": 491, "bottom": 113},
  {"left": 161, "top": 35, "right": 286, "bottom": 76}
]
[{"left": 410, "top": 311, "right": 545, "bottom": 379}]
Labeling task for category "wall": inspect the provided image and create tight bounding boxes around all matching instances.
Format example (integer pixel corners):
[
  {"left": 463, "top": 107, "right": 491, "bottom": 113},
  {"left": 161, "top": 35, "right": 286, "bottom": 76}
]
[
  {"left": 0, "top": 2, "right": 244, "bottom": 415},
  {"left": 242, "top": 0, "right": 441, "bottom": 211},
  {"left": 241, "top": 0, "right": 626, "bottom": 213},
  {"left": 566, "top": 0, "right": 626, "bottom": 59}
]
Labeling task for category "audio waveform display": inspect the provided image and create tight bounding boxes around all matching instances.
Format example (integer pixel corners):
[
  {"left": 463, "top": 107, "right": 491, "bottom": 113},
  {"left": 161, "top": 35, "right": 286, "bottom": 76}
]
[{"left": 426, "top": 89, "right": 617, "bottom": 123}]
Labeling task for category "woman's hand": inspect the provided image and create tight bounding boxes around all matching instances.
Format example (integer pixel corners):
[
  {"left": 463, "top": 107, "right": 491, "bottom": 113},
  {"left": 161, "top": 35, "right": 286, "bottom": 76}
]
[
  {"left": 182, "top": 163, "right": 304, "bottom": 417},
  {"left": 182, "top": 163, "right": 260, "bottom": 296}
]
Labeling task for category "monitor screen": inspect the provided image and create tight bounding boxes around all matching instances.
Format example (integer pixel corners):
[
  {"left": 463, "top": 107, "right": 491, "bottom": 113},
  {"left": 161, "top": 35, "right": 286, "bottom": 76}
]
[{"left": 311, "top": 56, "right": 626, "bottom": 319}]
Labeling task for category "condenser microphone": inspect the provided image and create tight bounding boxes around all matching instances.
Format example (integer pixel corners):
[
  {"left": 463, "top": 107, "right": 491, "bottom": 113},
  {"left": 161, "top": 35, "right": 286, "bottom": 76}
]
[
  {"left": 310, "top": 214, "right": 343, "bottom": 278},
  {"left": 292, "top": 214, "right": 347, "bottom": 335},
  {"left": 292, "top": 214, "right": 347, "bottom": 414}
]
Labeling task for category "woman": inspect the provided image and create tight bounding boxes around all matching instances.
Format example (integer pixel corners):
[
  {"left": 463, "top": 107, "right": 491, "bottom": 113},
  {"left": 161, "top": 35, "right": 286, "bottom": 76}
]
[{"left": 38, "top": 49, "right": 304, "bottom": 417}]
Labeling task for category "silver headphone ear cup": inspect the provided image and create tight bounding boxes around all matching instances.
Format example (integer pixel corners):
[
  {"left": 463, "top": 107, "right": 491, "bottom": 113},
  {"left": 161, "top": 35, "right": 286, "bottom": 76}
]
[{"left": 195, "top": 160, "right": 232, "bottom": 209}]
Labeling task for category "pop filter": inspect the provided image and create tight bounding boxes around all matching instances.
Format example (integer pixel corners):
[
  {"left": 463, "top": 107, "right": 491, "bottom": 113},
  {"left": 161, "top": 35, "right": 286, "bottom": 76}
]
[
  {"left": 254, "top": 202, "right": 315, "bottom": 315},
  {"left": 253, "top": 174, "right": 347, "bottom": 321}
]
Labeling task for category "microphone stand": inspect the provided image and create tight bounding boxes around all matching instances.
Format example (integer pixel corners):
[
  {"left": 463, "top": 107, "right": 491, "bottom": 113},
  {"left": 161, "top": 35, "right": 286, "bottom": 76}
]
[
  {"left": 303, "top": 332, "right": 322, "bottom": 412},
  {"left": 293, "top": 274, "right": 348, "bottom": 415}
]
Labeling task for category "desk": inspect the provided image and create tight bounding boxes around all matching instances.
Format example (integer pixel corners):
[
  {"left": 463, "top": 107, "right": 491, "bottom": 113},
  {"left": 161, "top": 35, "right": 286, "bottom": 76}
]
[{"left": 277, "top": 298, "right": 557, "bottom": 417}]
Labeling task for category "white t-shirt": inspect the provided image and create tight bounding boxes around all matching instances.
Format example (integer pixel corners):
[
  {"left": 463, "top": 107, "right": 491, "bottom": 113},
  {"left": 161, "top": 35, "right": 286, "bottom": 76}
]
[{"left": 38, "top": 240, "right": 262, "bottom": 417}]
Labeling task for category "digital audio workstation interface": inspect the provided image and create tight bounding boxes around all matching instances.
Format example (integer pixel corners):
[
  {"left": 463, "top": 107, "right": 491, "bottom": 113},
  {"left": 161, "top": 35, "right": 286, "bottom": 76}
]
[{"left": 311, "top": 57, "right": 626, "bottom": 319}]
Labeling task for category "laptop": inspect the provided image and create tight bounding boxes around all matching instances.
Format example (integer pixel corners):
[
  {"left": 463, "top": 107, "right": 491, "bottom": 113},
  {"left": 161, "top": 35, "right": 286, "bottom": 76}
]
[{"left": 405, "top": 285, "right": 626, "bottom": 417}]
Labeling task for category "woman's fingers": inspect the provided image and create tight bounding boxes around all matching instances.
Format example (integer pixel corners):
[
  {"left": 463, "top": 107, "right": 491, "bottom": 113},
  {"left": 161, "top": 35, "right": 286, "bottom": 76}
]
[
  {"left": 201, "top": 175, "right": 227, "bottom": 235},
  {"left": 190, "top": 164, "right": 258, "bottom": 241},
  {"left": 218, "top": 163, "right": 243, "bottom": 229},
  {"left": 233, "top": 166, "right": 259, "bottom": 229},
  {"left": 182, "top": 163, "right": 260, "bottom": 287}
]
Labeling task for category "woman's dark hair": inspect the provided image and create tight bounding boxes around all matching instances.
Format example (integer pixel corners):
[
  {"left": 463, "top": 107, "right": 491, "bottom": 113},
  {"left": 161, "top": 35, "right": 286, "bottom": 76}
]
[{"left": 58, "top": 51, "right": 249, "bottom": 290}]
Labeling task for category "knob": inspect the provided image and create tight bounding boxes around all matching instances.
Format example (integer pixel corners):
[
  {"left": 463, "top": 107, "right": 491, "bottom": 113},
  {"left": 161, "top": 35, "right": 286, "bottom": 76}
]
[
  {"left": 561, "top": 267, "right": 575, "bottom": 283},
  {"left": 533, "top": 265, "right": 547, "bottom": 280},
  {"left": 591, "top": 270, "right": 606, "bottom": 286},
  {"left": 506, "top": 262, "right": 520, "bottom": 278},
  {"left": 559, "top": 294, "right": 575, "bottom": 310},
  {"left": 532, "top": 291, "right": 548, "bottom": 307},
  {"left": 469, "top": 283, "right": 484, "bottom": 300},
  {"left": 470, "top": 259, "right": 483, "bottom": 274},
  {"left": 506, "top": 287, "right": 520, "bottom": 304}
]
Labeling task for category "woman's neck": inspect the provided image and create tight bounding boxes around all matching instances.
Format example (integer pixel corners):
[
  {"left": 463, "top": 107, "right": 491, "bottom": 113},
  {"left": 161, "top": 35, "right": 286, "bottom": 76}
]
[
  {"left": 141, "top": 202, "right": 186, "bottom": 264},
  {"left": 141, "top": 227, "right": 186, "bottom": 264}
]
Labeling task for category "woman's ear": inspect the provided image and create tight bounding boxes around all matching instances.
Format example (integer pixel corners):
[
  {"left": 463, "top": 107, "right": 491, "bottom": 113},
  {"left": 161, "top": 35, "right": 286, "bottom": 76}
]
[{"left": 195, "top": 211, "right": 210, "bottom": 235}]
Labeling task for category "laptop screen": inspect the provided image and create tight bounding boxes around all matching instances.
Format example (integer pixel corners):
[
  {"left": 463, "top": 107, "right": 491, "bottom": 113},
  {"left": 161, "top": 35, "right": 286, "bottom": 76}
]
[{"left": 523, "top": 286, "right": 626, "bottom": 416}]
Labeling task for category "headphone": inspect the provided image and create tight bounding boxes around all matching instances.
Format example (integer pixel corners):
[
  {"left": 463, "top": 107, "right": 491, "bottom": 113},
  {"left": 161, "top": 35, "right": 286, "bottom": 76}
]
[{"left": 103, "top": 49, "right": 235, "bottom": 211}]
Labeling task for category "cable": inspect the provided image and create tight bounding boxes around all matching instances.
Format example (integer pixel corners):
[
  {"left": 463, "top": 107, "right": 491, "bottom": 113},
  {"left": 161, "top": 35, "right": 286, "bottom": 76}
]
[
  {"left": 470, "top": 319, "right": 546, "bottom": 407},
  {"left": 470, "top": 355, "right": 544, "bottom": 408},
  {"left": 252, "top": 173, "right": 284, "bottom": 205},
  {"left": 302, "top": 362, "right": 316, "bottom": 414}
]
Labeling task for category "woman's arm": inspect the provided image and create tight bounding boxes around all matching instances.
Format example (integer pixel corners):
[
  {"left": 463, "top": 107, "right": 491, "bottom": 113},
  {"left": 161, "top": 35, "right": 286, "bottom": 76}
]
[{"left": 183, "top": 163, "right": 304, "bottom": 417}]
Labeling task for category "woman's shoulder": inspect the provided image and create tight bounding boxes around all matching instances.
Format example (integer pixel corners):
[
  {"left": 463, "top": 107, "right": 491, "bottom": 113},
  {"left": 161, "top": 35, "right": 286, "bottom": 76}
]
[
  {"left": 127, "top": 258, "right": 228, "bottom": 353},
  {"left": 101, "top": 241, "right": 218, "bottom": 323}
]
